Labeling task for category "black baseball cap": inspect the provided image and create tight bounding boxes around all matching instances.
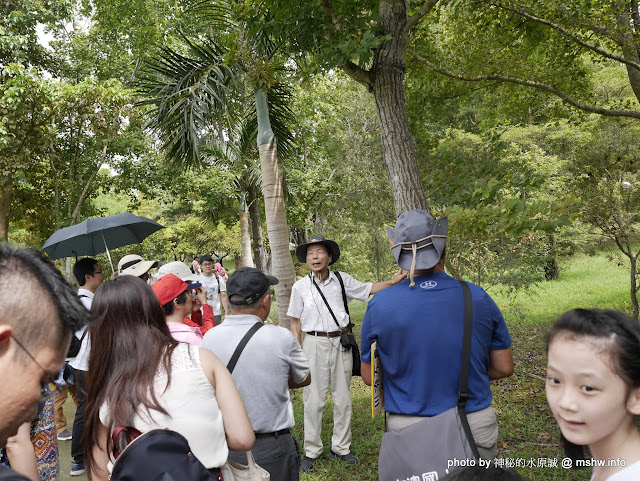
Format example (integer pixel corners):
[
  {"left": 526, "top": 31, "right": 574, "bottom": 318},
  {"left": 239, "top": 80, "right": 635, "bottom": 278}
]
[{"left": 227, "top": 267, "right": 279, "bottom": 305}]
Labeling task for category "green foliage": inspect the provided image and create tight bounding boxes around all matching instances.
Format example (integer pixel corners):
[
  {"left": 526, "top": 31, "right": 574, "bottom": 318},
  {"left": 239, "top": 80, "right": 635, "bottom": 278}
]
[
  {"left": 136, "top": 34, "right": 236, "bottom": 168},
  {"left": 410, "top": 0, "right": 640, "bottom": 121},
  {"left": 241, "top": 0, "right": 386, "bottom": 72},
  {"left": 425, "top": 129, "right": 579, "bottom": 289},
  {"left": 287, "top": 73, "right": 397, "bottom": 280},
  {"left": 0, "top": 0, "right": 69, "bottom": 71}
]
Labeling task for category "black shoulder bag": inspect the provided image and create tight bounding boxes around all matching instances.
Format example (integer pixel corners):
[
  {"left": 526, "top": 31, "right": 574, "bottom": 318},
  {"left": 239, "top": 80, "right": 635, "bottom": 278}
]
[{"left": 311, "top": 272, "right": 361, "bottom": 377}]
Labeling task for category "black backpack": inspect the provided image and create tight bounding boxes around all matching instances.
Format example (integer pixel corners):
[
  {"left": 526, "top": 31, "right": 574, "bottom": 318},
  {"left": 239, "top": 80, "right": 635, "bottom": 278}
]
[
  {"left": 66, "top": 329, "right": 87, "bottom": 358},
  {"left": 68, "top": 294, "right": 90, "bottom": 358},
  {"left": 110, "top": 428, "right": 216, "bottom": 481}
]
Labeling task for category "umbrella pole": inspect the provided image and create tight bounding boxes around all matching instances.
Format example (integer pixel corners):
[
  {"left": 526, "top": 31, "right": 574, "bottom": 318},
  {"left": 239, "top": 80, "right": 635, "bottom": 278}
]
[{"left": 101, "top": 230, "right": 115, "bottom": 272}]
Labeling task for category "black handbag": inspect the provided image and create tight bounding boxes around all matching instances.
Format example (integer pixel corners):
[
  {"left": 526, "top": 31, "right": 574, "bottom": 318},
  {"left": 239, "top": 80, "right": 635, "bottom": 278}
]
[
  {"left": 311, "top": 272, "right": 361, "bottom": 377},
  {"left": 110, "top": 427, "right": 216, "bottom": 481}
]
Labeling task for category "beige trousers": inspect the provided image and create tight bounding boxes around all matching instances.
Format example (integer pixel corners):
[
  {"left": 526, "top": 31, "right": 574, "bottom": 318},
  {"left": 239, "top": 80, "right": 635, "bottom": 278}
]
[
  {"left": 53, "top": 384, "right": 78, "bottom": 432},
  {"left": 302, "top": 334, "right": 353, "bottom": 458},
  {"left": 388, "top": 405, "right": 499, "bottom": 460}
]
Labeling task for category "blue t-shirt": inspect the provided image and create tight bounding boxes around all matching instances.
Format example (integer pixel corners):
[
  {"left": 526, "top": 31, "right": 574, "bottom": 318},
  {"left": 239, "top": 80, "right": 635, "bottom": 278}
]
[{"left": 360, "top": 272, "right": 511, "bottom": 416}]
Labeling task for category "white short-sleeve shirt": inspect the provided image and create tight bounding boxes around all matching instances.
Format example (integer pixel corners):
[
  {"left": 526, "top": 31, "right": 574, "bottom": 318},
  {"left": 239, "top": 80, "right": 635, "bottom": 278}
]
[
  {"left": 199, "top": 274, "right": 227, "bottom": 315},
  {"left": 287, "top": 271, "right": 372, "bottom": 332}
]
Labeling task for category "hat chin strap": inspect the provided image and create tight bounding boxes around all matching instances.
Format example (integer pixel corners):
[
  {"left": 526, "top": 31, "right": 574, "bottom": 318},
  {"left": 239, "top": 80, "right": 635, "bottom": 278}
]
[
  {"left": 409, "top": 244, "right": 417, "bottom": 287},
  {"left": 390, "top": 234, "right": 447, "bottom": 287}
]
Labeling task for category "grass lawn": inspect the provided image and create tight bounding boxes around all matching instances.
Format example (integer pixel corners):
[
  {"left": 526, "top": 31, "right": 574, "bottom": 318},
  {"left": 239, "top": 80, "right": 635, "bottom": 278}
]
[{"left": 55, "top": 251, "right": 631, "bottom": 481}]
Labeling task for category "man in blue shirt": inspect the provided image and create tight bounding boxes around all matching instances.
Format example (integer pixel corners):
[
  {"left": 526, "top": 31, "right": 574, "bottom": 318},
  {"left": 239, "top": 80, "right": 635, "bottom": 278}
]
[{"left": 360, "top": 209, "right": 514, "bottom": 460}]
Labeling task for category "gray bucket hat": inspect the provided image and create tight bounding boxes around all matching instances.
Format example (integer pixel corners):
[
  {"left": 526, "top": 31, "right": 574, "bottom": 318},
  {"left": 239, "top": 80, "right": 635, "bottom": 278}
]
[{"left": 386, "top": 209, "right": 448, "bottom": 286}]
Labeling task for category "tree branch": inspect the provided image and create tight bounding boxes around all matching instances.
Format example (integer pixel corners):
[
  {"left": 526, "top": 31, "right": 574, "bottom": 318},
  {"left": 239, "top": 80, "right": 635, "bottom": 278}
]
[
  {"left": 70, "top": 145, "right": 105, "bottom": 223},
  {"left": 409, "top": 50, "right": 640, "bottom": 119},
  {"left": 406, "top": 0, "right": 441, "bottom": 33},
  {"left": 490, "top": 2, "right": 640, "bottom": 72},
  {"left": 341, "top": 61, "right": 373, "bottom": 91}
]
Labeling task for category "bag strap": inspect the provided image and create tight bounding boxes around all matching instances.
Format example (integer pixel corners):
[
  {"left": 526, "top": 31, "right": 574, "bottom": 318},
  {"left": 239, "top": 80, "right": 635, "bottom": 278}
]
[
  {"left": 77, "top": 294, "right": 90, "bottom": 342},
  {"left": 333, "top": 271, "right": 350, "bottom": 317},
  {"left": 311, "top": 274, "right": 342, "bottom": 330},
  {"left": 78, "top": 327, "right": 88, "bottom": 342},
  {"left": 214, "top": 272, "right": 221, "bottom": 293},
  {"left": 457, "top": 280, "right": 480, "bottom": 460},
  {"left": 226, "top": 322, "right": 263, "bottom": 374},
  {"left": 111, "top": 426, "right": 143, "bottom": 460}
]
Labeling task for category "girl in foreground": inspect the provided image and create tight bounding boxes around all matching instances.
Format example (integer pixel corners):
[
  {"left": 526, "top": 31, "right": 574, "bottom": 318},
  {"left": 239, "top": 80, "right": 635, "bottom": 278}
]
[
  {"left": 546, "top": 308, "right": 640, "bottom": 481},
  {"left": 83, "top": 276, "right": 254, "bottom": 480}
]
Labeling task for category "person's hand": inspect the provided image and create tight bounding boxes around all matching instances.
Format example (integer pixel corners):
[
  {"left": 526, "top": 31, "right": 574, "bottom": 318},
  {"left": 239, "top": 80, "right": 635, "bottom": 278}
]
[
  {"left": 390, "top": 268, "right": 406, "bottom": 285},
  {"left": 196, "top": 286, "right": 207, "bottom": 305},
  {"left": 110, "top": 271, "right": 118, "bottom": 280}
]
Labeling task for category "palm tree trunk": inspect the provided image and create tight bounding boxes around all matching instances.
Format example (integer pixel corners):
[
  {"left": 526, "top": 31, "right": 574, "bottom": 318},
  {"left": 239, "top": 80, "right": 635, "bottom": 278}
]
[
  {"left": 248, "top": 184, "right": 269, "bottom": 272},
  {"left": 239, "top": 209, "right": 254, "bottom": 267},
  {"left": 256, "top": 87, "right": 296, "bottom": 328}
]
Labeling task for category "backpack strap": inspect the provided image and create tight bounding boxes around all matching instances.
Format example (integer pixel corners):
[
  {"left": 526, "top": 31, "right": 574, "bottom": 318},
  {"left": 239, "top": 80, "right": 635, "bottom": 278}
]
[
  {"left": 76, "top": 294, "right": 90, "bottom": 342},
  {"left": 226, "top": 322, "right": 263, "bottom": 374},
  {"left": 214, "top": 272, "right": 221, "bottom": 293},
  {"left": 457, "top": 280, "right": 480, "bottom": 459},
  {"left": 78, "top": 327, "right": 88, "bottom": 342}
]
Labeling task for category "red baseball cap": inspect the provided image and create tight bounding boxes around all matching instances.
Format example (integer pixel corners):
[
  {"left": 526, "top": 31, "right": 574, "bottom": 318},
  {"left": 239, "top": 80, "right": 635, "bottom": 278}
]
[{"left": 151, "top": 273, "right": 200, "bottom": 306}]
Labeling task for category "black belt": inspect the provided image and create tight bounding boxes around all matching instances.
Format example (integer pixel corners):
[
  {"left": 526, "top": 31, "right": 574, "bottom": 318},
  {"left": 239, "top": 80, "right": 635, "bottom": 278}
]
[
  {"left": 306, "top": 330, "right": 341, "bottom": 338},
  {"left": 254, "top": 428, "right": 290, "bottom": 438}
]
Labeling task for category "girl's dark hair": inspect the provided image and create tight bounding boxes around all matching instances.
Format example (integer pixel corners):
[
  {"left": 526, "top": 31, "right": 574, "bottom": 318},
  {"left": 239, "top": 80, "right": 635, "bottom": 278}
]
[
  {"left": 546, "top": 308, "right": 640, "bottom": 462},
  {"left": 83, "top": 276, "right": 179, "bottom": 478}
]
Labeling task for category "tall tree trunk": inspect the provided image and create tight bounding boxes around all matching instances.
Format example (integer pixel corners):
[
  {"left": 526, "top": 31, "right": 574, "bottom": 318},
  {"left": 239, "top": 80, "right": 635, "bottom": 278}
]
[
  {"left": 62, "top": 257, "right": 73, "bottom": 284},
  {"left": 618, "top": 8, "right": 640, "bottom": 105},
  {"left": 371, "top": 0, "right": 429, "bottom": 216},
  {"left": 0, "top": 170, "right": 12, "bottom": 242},
  {"left": 256, "top": 87, "right": 296, "bottom": 328},
  {"left": 630, "top": 254, "right": 639, "bottom": 320},
  {"left": 544, "top": 233, "right": 560, "bottom": 280},
  {"left": 239, "top": 208, "right": 255, "bottom": 267},
  {"left": 248, "top": 184, "right": 268, "bottom": 272}
]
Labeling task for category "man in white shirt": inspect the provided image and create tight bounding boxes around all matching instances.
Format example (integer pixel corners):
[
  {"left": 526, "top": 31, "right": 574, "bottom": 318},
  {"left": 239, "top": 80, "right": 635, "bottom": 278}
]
[
  {"left": 199, "top": 255, "right": 230, "bottom": 324},
  {"left": 288, "top": 236, "right": 405, "bottom": 471},
  {"left": 68, "top": 257, "right": 104, "bottom": 476}
]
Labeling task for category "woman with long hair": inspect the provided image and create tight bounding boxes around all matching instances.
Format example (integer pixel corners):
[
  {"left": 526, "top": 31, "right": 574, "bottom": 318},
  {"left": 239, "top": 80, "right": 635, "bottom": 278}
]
[{"left": 83, "top": 276, "right": 254, "bottom": 480}]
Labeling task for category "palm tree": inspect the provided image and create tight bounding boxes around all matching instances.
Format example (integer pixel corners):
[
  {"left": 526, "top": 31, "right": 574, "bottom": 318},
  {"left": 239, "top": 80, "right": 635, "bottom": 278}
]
[{"left": 136, "top": 24, "right": 298, "bottom": 326}]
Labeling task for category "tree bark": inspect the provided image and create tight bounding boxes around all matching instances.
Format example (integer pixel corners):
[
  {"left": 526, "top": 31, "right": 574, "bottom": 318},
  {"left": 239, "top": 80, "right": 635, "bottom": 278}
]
[
  {"left": 544, "top": 233, "right": 560, "bottom": 281},
  {"left": 0, "top": 170, "right": 12, "bottom": 242},
  {"left": 370, "top": 0, "right": 430, "bottom": 216},
  {"left": 631, "top": 255, "right": 639, "bottom": 320},
  {"left": 239, "top": 209, "right": 255, "bottom": 267},
  {"left": 256, "top": 87, "right": 296, "bottom": 328},
  {"left": 248, "top": 184, "right": 269, "bottom": 272},
  {"left": 613, "top": 7, "right": 640, "bottom": 105}
]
